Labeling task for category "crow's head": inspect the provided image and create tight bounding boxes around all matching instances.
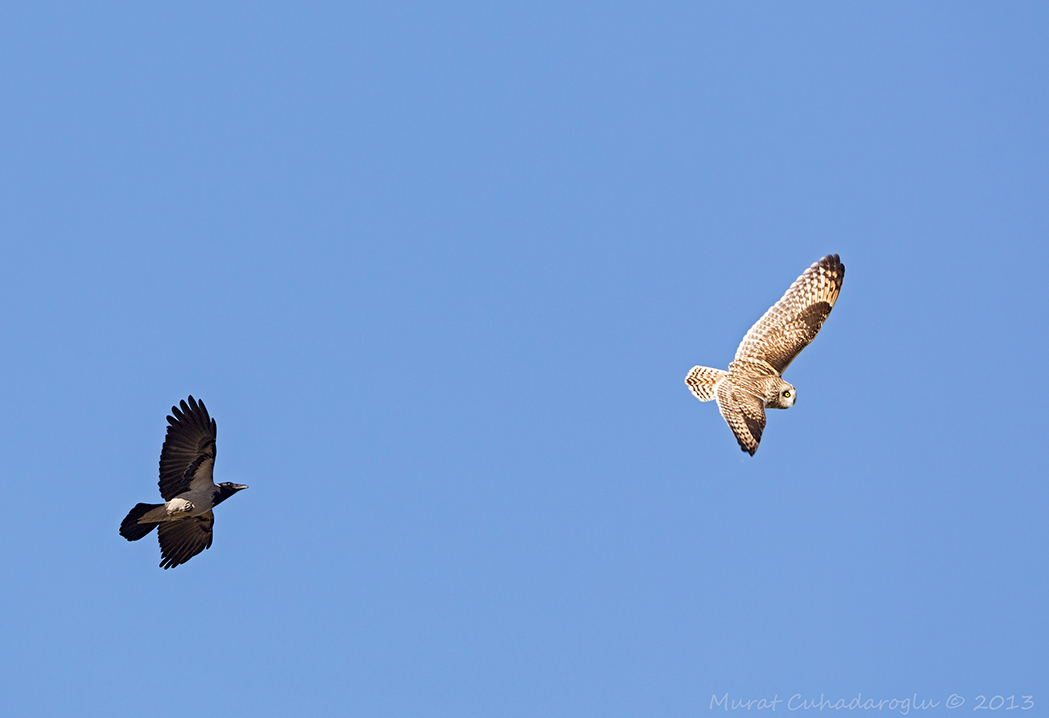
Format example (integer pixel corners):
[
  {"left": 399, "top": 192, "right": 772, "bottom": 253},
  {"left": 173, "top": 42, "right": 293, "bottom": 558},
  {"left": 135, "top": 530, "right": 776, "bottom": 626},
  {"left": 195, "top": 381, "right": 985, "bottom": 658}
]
[{"left": 213, "top": 482, "right": 249, "bottom": 506}]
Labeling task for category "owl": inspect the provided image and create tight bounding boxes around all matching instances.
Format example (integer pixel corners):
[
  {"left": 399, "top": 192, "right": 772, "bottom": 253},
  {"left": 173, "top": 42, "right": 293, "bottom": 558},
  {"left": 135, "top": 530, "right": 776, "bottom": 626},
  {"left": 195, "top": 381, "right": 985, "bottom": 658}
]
[{"left": 686, "top": 254, "right": 844, "bottom": 455}]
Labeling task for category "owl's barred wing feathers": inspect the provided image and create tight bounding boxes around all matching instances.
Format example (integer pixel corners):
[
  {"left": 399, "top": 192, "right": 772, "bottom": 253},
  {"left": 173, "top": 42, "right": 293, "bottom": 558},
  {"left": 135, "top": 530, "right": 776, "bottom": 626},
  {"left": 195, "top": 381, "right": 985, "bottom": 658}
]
[
  {"left": 715, "top": 381, "right": 766, "bottom": 456},
  {"left": 733, "top": 254, "right": 844, "bottom": 375}
]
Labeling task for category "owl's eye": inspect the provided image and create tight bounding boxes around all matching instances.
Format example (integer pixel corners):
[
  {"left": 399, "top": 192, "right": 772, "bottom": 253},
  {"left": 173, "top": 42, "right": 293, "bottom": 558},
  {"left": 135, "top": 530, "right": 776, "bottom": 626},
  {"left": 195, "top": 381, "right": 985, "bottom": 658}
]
[{"left": 783, "top": 390, "right": 791, "bottom": 398}]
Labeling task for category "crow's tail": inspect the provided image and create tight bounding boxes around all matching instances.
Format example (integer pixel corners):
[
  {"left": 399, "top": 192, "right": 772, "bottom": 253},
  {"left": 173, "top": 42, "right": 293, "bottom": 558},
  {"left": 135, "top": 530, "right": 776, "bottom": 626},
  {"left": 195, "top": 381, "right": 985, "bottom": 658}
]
[{"left": 120, "top": 503, "right": 162, "bottom": 541}]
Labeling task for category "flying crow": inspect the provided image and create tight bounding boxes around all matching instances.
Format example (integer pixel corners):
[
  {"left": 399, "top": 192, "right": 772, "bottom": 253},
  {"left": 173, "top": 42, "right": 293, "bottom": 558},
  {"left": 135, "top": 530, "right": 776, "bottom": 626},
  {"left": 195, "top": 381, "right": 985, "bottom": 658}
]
[{"left": 120, "top": 396, "right": 247, "bottom": 569}]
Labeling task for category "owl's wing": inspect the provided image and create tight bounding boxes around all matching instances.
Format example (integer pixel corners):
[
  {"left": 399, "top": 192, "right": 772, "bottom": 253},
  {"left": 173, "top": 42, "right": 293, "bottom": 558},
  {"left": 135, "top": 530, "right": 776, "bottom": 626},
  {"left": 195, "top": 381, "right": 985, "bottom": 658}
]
[
  {"left": 734, "top": 254, "right": 844, "bottom": 375},
  {"left": 715, "top": 380, "right": 767, "bottom": 455}
]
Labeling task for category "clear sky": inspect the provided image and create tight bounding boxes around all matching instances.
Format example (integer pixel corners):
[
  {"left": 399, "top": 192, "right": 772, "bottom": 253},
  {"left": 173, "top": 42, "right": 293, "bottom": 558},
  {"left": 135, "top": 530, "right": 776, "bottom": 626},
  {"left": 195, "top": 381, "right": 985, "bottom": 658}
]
[{"left": 1, "top": 3, "right": 1046, "bottom": 716}]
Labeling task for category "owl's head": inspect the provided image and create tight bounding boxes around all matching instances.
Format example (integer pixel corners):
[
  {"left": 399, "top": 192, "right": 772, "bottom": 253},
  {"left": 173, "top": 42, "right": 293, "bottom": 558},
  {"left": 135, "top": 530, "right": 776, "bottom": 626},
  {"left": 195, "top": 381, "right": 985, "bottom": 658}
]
[{"left": 766, "top": 379, "right": 796, "bottom": 409}]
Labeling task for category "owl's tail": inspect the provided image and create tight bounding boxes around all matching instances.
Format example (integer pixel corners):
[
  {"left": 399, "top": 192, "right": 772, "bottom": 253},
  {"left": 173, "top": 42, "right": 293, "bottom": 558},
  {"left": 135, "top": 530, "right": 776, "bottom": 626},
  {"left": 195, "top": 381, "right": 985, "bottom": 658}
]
[{"left": 685, "top": 365, "right": 728, "bottom": 402}]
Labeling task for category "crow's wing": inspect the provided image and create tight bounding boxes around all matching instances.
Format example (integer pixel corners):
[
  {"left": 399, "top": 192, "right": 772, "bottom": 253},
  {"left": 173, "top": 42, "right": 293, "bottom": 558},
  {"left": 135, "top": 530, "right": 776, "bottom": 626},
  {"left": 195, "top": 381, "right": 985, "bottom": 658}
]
[
  {"left": 158, "top": 396, "right": 217, "bottom": 501},
  {"left": 158, "top": 512, "right": 215, "bottom": 569}
]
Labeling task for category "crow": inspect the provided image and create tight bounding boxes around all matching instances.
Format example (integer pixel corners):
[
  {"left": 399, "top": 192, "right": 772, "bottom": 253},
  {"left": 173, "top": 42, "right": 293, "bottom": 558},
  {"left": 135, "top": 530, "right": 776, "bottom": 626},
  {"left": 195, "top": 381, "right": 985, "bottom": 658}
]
[{"left": 120, "top": 396, "right": 247, "bottom": 569}]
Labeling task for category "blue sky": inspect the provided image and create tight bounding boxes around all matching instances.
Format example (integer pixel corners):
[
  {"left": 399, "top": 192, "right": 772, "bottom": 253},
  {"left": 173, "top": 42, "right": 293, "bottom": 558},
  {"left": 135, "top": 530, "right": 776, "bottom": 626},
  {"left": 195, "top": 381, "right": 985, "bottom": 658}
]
[{"left": 1, "top": 3, "right": 1046, "bottom": 716}]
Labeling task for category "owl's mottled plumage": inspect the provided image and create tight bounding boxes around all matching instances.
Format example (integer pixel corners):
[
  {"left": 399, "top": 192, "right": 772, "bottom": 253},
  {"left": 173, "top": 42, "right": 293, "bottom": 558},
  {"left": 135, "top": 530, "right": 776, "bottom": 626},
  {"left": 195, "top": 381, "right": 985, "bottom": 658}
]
[{"left": 685, "top": 254, "right": 844, "bottom": 455}]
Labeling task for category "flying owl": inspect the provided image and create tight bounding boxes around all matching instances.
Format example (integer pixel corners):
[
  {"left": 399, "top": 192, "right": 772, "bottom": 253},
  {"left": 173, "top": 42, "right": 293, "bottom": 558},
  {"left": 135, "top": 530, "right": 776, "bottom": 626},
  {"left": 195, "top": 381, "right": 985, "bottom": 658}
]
[{"left": 685, "top": 254, "right": 844, "bottom": 455}]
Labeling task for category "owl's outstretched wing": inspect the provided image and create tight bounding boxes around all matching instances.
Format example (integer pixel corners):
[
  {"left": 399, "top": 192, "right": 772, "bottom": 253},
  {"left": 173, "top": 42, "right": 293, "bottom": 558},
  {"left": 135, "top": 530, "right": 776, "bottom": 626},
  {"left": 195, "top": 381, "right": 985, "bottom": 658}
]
[
  {"left": 733, "top": 254, "right": 844, "bottom": 375},
  {"left": 715, "top": 380, "right": 766, "bottom": 456}
]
